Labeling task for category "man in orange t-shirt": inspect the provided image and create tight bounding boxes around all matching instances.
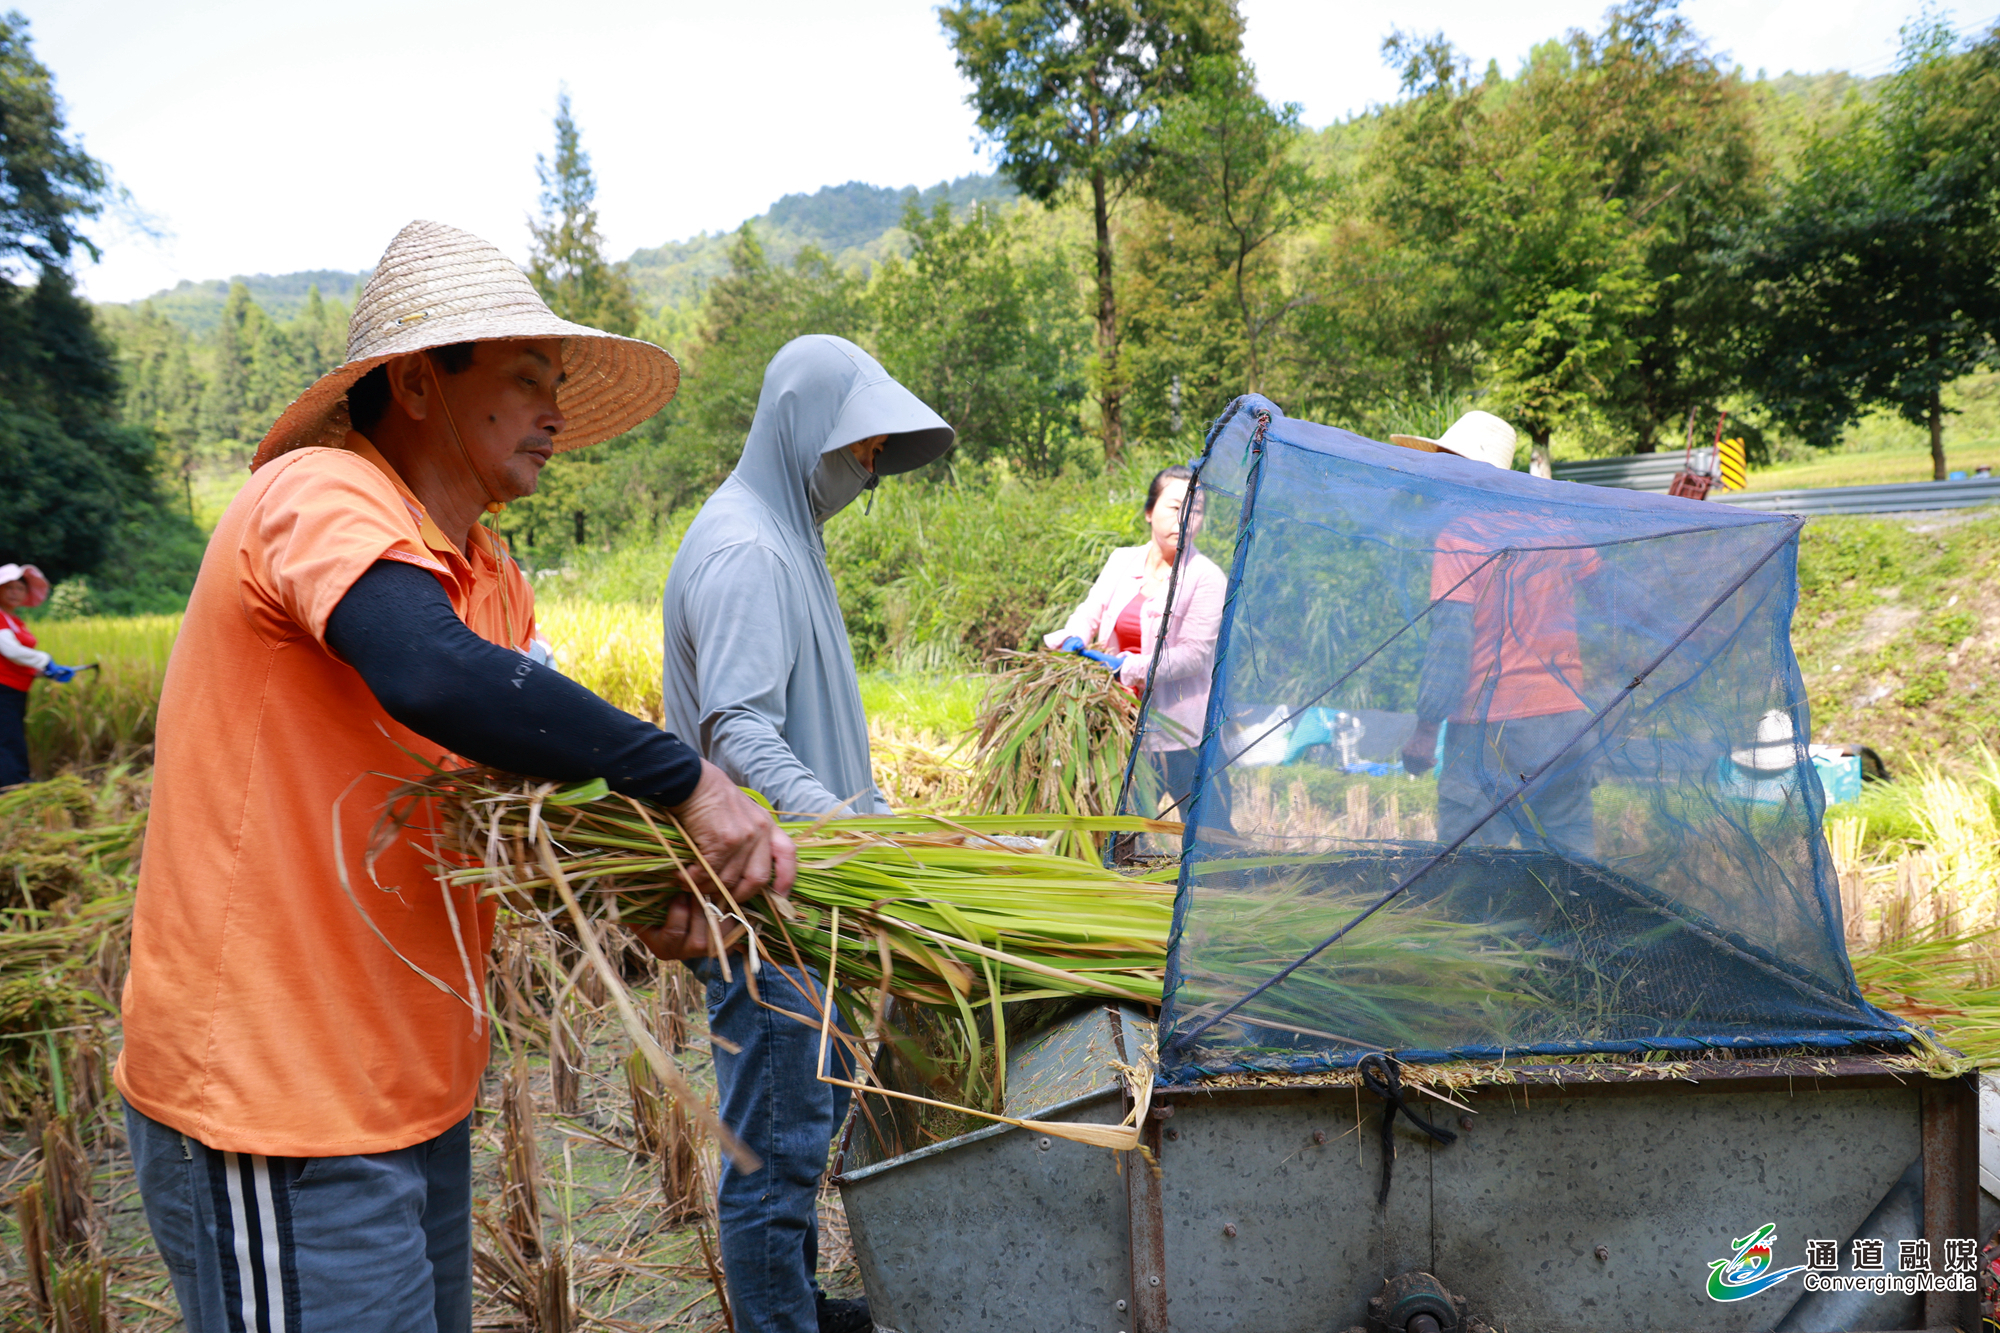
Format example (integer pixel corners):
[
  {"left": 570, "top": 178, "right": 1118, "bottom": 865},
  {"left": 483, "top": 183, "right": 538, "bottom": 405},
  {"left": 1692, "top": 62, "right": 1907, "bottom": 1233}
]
[
  {"left": 1397, "top": 414, "right": 1603, "bottom": 859},
  {"left": 116, "top": 222, "right": 795, "bottom": 1333}
]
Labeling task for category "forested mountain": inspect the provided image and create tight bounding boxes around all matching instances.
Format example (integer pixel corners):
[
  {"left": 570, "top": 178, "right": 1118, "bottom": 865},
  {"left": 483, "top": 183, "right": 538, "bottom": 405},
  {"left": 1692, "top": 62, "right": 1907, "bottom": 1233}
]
[
  {"left": 107, "top": 175, "right": 1018, "bottom": 335},
  {"left": 625, "top": 174, "right": 1015, "bottom": 308},
  {"left": 126, "top": 269, "right": 370, "bottom": 336}
]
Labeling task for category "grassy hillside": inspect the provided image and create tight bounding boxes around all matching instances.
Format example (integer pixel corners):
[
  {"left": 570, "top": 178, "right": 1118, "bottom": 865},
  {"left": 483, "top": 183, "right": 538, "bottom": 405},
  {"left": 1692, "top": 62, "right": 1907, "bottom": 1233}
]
[{"left": 1793, "top": 508, "right": 2000, "bottom": 768}]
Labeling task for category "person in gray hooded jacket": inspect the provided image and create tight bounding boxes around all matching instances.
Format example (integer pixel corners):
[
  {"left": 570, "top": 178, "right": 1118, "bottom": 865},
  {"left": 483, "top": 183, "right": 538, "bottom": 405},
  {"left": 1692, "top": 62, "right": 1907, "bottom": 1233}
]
[{"left": 661, "top": 335, "right": 952, "bottom": 1333}]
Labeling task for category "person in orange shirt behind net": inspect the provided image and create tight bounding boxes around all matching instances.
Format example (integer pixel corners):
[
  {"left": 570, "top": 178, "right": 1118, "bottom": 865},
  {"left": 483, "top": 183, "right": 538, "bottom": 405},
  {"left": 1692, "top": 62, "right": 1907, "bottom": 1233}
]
[
  {"left": 116, "top": 221, "right": 795, "bottom": 1333},
  {"left": 1396, "top": 411, "right": 1603, "bottom": 860}
]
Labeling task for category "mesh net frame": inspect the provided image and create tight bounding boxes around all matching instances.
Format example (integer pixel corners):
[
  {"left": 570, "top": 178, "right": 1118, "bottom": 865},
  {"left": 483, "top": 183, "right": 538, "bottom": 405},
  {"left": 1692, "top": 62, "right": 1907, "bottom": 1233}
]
[{"left": 1115, "top": 397, "right": 1907, "bottom": 1078}]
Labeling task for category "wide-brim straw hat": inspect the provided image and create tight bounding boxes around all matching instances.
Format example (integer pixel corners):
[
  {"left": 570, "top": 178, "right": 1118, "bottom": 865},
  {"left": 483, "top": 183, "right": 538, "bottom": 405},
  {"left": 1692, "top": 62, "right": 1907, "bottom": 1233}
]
[
  {"left": 0, "top": 563, "right": 50, "bottom": 607},
  {"left": 1390, "top": 410, "right": 1518, "bottom": 471},
  {"left": 251, "top": 220, "right": 678, "bottom": 470}
]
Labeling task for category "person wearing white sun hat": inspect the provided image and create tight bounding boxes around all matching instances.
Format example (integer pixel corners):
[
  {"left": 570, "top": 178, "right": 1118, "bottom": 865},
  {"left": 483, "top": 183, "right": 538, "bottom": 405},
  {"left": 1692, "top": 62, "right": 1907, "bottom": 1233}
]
[
  {"left": 0, "top": 561, "right": 82, "bottom": 787},
  {"left": 116, "top": 221, "right": 797, "bottom": 1333},
  {"left": 1394, "top": 410, "right": 1605, "bottom": 859}
]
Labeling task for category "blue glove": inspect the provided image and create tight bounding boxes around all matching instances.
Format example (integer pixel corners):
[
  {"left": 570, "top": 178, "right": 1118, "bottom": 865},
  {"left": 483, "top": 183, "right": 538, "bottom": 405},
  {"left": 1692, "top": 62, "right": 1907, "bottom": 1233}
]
[
  {"left": 1059, "top": 636, "right": 1086, "bottom": 654},
  {"left": 1077, "top": 647, "right": 1126, "bottom": 672},
  {"left": 41, "top": 663, "right": 78, "bottom": 683}
]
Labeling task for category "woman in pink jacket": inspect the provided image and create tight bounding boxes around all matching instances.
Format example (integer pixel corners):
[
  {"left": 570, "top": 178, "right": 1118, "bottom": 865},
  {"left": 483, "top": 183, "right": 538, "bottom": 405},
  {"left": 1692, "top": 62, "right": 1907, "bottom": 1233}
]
[{"left": 1044, "top": 467, "right": 1229, "bottom": 825}]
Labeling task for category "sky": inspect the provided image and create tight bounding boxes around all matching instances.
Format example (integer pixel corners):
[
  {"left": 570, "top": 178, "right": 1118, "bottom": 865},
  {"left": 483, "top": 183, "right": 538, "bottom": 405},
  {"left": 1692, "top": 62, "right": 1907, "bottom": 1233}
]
[{"left": 24, "top": 0, "right": 1979, "bottom": 304}]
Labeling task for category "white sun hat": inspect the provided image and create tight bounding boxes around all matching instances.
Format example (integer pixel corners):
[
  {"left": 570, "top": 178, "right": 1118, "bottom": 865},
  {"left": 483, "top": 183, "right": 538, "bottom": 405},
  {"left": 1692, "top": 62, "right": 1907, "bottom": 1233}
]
[
  {"left": 0, "top": 563, "right": 49, "bottom": 607},
  {"left": 251, "top": 220, "right": 679, "bottom": 470},
  {"left": 1390, "top": 410, "right": 1519, "bottom": 471},
  {"left": 1731, "top": 709, "right": 1802, "bottom": 772}
]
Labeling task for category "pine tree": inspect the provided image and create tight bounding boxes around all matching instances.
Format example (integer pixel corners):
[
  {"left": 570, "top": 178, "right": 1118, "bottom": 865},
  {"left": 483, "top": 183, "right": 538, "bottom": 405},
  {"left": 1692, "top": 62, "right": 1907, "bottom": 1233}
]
[{"left": 527, "top": 90, "right": 641, "bottom": 338}]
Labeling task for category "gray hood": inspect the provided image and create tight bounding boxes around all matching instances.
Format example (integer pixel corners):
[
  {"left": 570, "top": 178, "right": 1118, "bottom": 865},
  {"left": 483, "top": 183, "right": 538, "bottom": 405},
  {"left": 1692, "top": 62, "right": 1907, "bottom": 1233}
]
[
  {"left": 733, "top": 335, "right": 955, "bottom": 532},
  {"left": 660, "top": 336, "right": 953, "bottom": 815}
]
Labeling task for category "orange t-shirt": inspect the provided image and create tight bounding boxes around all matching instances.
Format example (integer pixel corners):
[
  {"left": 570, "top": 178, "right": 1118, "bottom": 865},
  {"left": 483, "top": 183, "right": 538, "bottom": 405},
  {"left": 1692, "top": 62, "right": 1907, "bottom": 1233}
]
[
  {"left": 115, "top": 433, "right": 534, "bottom": 1157},
  {"left": 1430, "top": 517, "right": 1601, "bottom": 723}
]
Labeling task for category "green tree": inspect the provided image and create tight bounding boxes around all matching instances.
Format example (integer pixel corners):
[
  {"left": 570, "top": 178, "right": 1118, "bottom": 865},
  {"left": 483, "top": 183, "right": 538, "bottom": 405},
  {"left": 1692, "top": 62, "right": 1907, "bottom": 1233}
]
[
  {"left": 871, "top": 199, "right": 1090, "bottom": 476},
  {"left": 941, "top": 0, "right": 1244, "bottom": 464},
  {"left": 1735, "top": 17, "right": 2000, "bottom": 477},
  {"left": 1124, "top": 55, "right": 1329, "bottom": 428},
  {"left": 1538, "top": 2, "right": 1768, "bottom": 452},
  {"left": 1369, "top": 27, "right": 1659, "bottom": 468},
  {"left": 196, "top": 282, "right": 252, "bottom": 451},
  {"left": 0, "top": 13, "right": 200, "bottom": 602},
  {"left": 528, "top": 89, "right": 640, "bottom": 338}
]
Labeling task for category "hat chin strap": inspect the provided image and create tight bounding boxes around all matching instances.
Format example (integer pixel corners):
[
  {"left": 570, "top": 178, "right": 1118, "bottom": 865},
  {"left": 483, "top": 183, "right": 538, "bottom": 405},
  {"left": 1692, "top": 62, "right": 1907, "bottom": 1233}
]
[{"left": 424, "top": 352, "right": 510, "bottom": 514}]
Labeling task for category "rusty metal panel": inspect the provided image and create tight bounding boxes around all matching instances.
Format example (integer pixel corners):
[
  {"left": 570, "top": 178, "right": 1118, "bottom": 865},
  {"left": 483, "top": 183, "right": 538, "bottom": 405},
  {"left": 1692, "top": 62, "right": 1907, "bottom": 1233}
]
[
  {"left": 1127, "top": 1113, "right": 1169, "bottom": 1333},
  {"left": 1152, "top": 1087, "right": 1434, "bottom": 1333},
  {"left": 1920, "top": 1076, "right": 1979, "bottom": 1333},
  {"left": 835, "top": 1091, "right": 1132, "bottom": 1333},
  {"left": 1430, "top": 1081, "right": 1922, "bottom": 1333}
]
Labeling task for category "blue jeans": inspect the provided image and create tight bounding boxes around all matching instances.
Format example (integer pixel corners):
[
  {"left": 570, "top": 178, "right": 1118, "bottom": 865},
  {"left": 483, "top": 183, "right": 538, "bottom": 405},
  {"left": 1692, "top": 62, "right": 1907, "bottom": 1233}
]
[
  {"left": 124, "top": 1099, "right": 473, "bottom": 1332},
  {"left": 699, "top": 957, "right": 854, "bottom": 1333}
]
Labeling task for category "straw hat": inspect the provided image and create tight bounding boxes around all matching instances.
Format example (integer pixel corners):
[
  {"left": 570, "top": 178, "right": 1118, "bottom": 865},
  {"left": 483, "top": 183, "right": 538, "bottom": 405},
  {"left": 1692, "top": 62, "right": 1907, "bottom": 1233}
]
[
  {"left": 1390, "top": 410, "right": 1518, "bottom": 471},
  {"left": 251, "top": 220, "right": 678, "bottom": 470},
  {"left": 0, "top": 563, "right": 50, "bottom": 608},
  {"left": 1731, "top": 709, "right": 1801, "bottom": 772}
]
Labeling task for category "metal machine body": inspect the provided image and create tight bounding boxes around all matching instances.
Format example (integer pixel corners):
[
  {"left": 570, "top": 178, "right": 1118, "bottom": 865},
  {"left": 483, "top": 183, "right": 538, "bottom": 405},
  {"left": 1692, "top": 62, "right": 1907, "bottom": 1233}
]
[{"left": 835, "top": 1008, "right": 1979, "bottom": 1333}]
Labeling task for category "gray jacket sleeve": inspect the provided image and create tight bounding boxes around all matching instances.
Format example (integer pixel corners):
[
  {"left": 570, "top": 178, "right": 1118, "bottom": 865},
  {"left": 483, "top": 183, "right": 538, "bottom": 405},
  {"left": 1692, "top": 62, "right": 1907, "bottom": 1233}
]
[{"left": 682, "top": 542, "right": 849, "bottom": 817}]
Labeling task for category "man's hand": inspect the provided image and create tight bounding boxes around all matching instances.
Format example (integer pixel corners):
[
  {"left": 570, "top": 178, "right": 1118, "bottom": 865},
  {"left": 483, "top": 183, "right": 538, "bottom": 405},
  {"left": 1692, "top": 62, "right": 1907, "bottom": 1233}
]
[
  {"left": 634, "top": 760, "right": 796, "bottom": 962},
  {"left": 1402, "top": 720, "right": 1440, "bottom": 777}
]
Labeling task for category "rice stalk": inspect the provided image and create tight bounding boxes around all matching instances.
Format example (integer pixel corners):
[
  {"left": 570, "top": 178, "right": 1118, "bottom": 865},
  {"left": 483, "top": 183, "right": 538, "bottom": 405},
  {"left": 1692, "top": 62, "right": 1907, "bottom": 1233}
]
[
  {"left": 16, "top": 1179, "right": 49, "bottom": 1315},
  {"left": 1853, "top": 922, "right": 2000, "bottom": 1068},
  {"left": 657, "top": 964, "right": 697, "bottom": 1054},
  {"left": 663, "top": 1093, "right": 710, "bottom": 1225},
  {"left": 500, "top": 1059, "right": 545, "bottom": 1263},
  {"left": 549, "top": 998, "right": 582, "bottom": 1116},
  {"left": 50, "top": 1257, "right": 108, "bottom": 1333},
  {"left": 968, "top": 650, "right": 1139, "bottom": 858},
  {"left": 536, "top": 602, "right": 663, "bottom": 722},
  {"left": 22, "top": 617, "right": 180, "bottom": 775}
]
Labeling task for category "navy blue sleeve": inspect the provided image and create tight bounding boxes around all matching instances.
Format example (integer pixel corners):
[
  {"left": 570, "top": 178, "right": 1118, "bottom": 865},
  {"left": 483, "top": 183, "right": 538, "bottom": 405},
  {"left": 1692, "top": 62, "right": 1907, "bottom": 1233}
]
[
  {"left": 1414, "top": 599, "right": 1475, "bottom": 727},
  {"left": 325, "top": 559, "right": 703, "bottom": 807}
]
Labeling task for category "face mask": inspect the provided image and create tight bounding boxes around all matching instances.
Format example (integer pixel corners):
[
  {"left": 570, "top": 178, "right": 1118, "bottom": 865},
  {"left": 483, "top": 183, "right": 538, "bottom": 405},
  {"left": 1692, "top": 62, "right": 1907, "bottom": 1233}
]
[{"left": 808, "top": 446, "right": 878, "bottom": 524}]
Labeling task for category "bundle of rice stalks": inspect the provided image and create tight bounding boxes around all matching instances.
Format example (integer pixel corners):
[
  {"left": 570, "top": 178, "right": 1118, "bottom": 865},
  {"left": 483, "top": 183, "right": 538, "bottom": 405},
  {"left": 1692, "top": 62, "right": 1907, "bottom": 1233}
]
[
  {"left": 1852, "top": 923, "right": 2000, "bottom": 1069},
  {"left": 968, "top": 649, "right": 1140, "bottom": 857},
  {"left": 396, "top": 768, "right": 1175, "bottom": 1139},
  {"left": 870, "top": 724, "right": 973, "bottom": 813},
  {"left": 1172, "top": 879, "right": 1550, "bottom": 1053}
]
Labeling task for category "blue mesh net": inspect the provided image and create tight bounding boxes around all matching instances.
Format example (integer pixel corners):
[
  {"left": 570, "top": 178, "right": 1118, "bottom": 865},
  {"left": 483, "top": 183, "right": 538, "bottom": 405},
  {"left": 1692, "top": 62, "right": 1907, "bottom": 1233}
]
[{"left": 1116, "top": 397, "right": 1908, "bottom": 1077}]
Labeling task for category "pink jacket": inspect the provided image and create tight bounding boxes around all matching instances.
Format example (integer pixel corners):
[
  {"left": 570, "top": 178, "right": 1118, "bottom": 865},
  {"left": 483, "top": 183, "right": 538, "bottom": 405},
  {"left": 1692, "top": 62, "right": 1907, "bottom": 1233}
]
[{"left": 1044, "top": 544, "right": 1227, "bottom": 752}]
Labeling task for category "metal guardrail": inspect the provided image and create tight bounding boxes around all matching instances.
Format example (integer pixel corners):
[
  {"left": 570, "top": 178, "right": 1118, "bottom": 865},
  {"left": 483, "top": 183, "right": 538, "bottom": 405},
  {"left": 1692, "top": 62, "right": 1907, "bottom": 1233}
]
[
  {"left": 1712, "top": 478, "right": 2000, "bottom": 515},
  {"left": 1550, "top": 453, "right": 2000, "bottom": 514},
  {"left": 1551, "top": 455, "right": 1685, "bottom": 491}
]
